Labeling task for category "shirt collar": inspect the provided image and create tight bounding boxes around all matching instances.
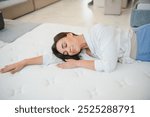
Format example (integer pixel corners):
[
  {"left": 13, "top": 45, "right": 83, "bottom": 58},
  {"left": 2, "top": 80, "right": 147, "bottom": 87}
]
[{"left": 83, "top": 32, "right": 95, "bottom": 55}]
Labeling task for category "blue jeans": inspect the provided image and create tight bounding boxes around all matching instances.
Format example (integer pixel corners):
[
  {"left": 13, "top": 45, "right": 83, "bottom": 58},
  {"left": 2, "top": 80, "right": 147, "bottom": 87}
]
[{"left": 135, "top": 24, "right": 150, "bottom": 61}]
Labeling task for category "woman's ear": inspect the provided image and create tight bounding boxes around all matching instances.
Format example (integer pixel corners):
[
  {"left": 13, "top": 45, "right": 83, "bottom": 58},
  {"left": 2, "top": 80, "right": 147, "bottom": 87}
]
[{"left": 67, "top": 33, "right": 73, "bottom": 37}]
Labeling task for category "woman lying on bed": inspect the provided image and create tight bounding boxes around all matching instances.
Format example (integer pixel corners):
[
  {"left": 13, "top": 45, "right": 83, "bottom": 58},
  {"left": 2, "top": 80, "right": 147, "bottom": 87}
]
[{"left": 0, "top": 24, "right": 150, "bottom": 74}]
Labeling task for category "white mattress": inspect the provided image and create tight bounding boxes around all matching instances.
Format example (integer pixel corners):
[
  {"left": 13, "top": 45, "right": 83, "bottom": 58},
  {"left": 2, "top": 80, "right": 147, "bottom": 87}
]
[{"left": 0, "top": 23, "right": 150, "bottom": 100}]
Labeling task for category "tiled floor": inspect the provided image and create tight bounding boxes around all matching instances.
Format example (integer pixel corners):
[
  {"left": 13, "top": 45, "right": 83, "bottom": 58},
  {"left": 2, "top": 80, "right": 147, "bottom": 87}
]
[{"left": 16, "top": 0, "right": 133, "bottom": 29}]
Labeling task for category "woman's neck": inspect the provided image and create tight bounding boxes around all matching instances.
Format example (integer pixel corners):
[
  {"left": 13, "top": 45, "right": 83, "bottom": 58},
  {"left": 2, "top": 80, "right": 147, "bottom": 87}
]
[{"left": 78, "top": 34, "right": 88, "bottom": 49}]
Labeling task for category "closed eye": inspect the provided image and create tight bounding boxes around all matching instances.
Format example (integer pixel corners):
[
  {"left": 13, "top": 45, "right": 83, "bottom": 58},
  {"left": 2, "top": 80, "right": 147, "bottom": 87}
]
[
  {"left": 62, "top": 42, "right": 67, "bottom": 49},
  {"left": 63, "top": 51, "right": 68, "bottom": 55}
]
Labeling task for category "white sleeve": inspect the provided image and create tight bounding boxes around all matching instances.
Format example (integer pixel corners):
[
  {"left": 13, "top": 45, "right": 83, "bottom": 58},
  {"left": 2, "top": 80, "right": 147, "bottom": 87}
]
[
  {"left": 43, "top": 53, "right": 62, "bottom": 65},
  {"left": 94, "top": 39, "right": 118, "bottom": 72}
]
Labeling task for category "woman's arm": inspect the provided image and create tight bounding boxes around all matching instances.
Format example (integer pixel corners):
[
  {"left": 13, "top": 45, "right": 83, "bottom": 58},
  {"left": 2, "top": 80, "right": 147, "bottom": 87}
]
[
  {"left": 77, "top": 60, "right": 95, "bottom": 70},
  {"left": 25, "top": 56, "right": 43, "bottom": 65},
  {"left": 57, "top": 59, "right": 95, "bottom": 70},
  {"left": 0, "top": 56, "right": 43, "bottom": 74}
]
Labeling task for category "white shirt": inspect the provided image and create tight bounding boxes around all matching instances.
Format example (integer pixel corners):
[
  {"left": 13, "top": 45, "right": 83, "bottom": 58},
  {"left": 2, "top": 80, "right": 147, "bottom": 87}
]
[{"left": 43, "top": 24, "right": 134, "bottom": 72}]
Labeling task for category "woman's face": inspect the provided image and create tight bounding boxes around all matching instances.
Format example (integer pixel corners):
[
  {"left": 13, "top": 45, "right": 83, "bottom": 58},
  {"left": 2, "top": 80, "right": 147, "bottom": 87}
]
[{"left": 56, "top": 33, "right": 81, "bottom": 56}]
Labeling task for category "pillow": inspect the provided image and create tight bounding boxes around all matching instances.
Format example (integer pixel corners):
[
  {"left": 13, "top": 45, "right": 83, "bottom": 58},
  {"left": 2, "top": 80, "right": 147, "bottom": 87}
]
[{"left": 0, "top": 11, "right": 4, "bottom": 30}]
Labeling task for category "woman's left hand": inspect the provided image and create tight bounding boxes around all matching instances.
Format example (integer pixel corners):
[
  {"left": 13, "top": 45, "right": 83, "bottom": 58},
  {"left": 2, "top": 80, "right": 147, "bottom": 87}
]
[{"left": 57, "top": 59, "right": 79, "bottom": 69}]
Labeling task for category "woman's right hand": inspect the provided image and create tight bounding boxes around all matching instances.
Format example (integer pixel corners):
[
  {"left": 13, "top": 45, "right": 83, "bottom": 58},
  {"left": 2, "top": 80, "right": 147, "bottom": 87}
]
[
  {"left": 0, "top": 60, "right": 26, "bottom": 74},
  {"left": 0, "top": 56, "right": 43, "bottom": 74}
]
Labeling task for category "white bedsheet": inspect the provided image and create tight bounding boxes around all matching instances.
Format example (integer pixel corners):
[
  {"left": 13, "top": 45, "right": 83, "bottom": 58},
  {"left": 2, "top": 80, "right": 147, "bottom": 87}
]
[{"left": 0, "top": 23, "right": 150, "bottom": 100}]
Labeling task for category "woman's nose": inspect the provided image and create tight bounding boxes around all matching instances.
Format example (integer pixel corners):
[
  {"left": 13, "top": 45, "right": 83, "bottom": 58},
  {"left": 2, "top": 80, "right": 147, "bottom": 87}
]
[
  {"left": 70, "top": 46, "right": 75, "bottom": 54},
  {"left": 66, "top": 47, "right": 73, "bottom": 55},
  {"left": 64, "top": 47, "right": 71, "bottom": 55}
]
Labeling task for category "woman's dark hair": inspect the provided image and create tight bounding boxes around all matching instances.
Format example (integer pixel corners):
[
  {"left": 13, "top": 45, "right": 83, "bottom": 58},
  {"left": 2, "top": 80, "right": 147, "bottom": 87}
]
[{"left": 52, "top": 32, "right": 81, "bottom": 61}]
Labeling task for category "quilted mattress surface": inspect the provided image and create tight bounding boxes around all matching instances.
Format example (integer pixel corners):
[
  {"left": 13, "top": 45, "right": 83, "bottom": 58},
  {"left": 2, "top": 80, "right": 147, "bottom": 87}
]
[{"left": 0, "top": 23, "right": 150, "bottom": 100}]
